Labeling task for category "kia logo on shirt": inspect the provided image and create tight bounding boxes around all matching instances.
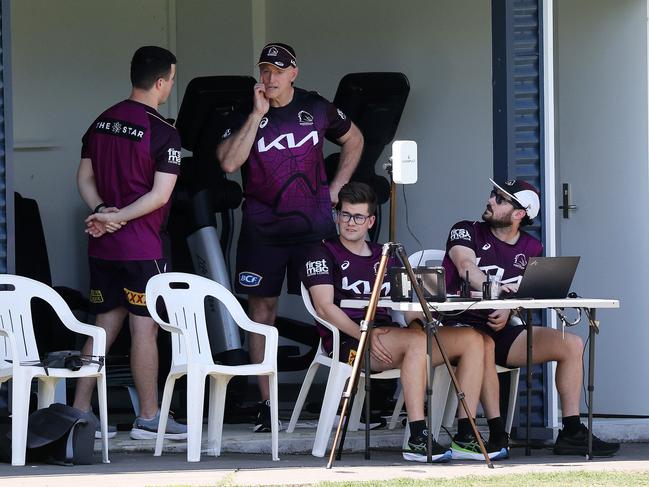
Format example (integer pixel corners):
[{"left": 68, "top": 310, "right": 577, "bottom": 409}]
[{"left": 257, "top": 131, "right": 319, "bottom": 152}]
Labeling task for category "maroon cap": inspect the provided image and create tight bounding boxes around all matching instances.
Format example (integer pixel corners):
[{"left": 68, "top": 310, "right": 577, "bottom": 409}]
[{"left": 258, "top": 43, "right": 297, "bottom": 70}]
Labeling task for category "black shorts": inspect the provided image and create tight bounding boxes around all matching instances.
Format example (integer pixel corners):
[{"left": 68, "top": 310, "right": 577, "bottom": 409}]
[
  {"left": 465, "top": 322, "right": 526, "bottom": 367},
  {"left": 88, "top": 257, "right": 167, "bottom": 317},
  {"left": 337, "top": 337, "right": 361, "bottom": 366},
  {"left": 234, "top": 239, "right": 314, "bottom": 297}
]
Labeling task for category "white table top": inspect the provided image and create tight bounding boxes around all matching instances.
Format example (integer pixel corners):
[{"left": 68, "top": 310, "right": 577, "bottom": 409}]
[{"left": 341, "top": 297, "right": 620, "bottom": 312}]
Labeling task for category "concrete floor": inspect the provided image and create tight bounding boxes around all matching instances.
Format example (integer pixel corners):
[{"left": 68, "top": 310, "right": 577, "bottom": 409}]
[
  {"left": 0, "top": 442, "right": 647, "bottom": 486},
  {"left": 0, "top": 420, "right": 647, "bottom": 486}
]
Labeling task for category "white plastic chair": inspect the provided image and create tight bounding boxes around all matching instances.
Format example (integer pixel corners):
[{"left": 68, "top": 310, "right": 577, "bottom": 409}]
[
  {"left": 408, "top": 250, "right": 520, "bottom": 438},
  {"left": 0, "top": 274, "right": 109, "bottom": 466},
  {"left": 287, "top": 284, "right": 401, "bottom": 457},
  {"left": 146, "top": 272, "right": 279, "bottom": 462}
]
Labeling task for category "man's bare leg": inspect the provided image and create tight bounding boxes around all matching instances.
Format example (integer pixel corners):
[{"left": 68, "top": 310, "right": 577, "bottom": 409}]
[
  {"left": 506, "top": 327, "right": 584, "bottom": 416},
  {"left": 369, "top": 326, "right": 427, "bottom": 421},
  {"left": 129, "top": 314, "right": 160, "bottom": 419},
  {"left": 479, "top": 334, "right": 502, "bottom": 420},
  {"left": 73, "top": 307, "right": 128, "bottom": 411},
  {"left": 436, "top": 327, "right": 484, "bottom": 419},
  {"left": 370, "top": 326, "right": 483, "bottom": 420},
  {"left": 369, "top": 325, "right": 484, "bottom": 461},
  {"left": 504, "top": 326, "right": 618, "bottom": 457},
  {"left": 247, "top": 295, "right": 278, "bottom": 401}
]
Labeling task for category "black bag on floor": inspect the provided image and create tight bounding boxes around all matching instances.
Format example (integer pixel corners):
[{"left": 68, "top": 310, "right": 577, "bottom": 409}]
[{"left": 0, "top": 403, "right": 95, "bottom": 465}]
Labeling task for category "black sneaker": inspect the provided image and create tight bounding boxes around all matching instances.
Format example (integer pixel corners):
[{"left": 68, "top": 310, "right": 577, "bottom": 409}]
[
  {"left": 402, "top": 435, "right": 451, "bottom": 463},
  {"left": 486, "top": 431, "right": 510, "bottom": 460},
  {"left": 553, "top": 423, "right": 620, "bottom": 457},
  {"left": 253, "top": 400, "right": 282, "bottom": 433},
  {"left": 451, "top": 431, "right": 503, "bottom": 460}
]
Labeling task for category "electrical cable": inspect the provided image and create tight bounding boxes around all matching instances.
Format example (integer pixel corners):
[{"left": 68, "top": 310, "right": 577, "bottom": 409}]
[{"left": 401, "top": 184, "right": 425, "bottom": 267}]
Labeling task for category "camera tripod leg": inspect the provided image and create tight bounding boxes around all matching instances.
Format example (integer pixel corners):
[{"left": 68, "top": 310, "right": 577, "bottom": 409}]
[
  {"left": 364, "top": 331, "right": 372, "bottom": 460},
  {"left": 327, "top": 247, "right": 392, "bottom": 469}
]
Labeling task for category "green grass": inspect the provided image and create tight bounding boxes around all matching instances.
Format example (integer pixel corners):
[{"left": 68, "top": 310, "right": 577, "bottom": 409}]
[
  {"left": 156, "top": 470, "right": 649, "bottom": 487},
  {"left": 316, "top": 471, "right": 649, "bottom": 487}
]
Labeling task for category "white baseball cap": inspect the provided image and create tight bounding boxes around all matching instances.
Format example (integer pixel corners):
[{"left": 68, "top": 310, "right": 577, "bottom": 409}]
[{"left": 489, "top": 178, "right": 540, "bottom": 221}]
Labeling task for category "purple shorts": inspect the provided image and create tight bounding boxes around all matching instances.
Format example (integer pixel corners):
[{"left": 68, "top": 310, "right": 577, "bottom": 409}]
[
  {"left": 234, "top": 240, "right": 314, "bottom": 297},
  {"left": 88, "top": 257, "right": 166, "bottom": 316}
]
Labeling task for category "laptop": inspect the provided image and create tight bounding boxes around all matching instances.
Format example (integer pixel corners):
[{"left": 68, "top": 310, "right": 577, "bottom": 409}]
[{"left": 512, "top": 256, "right": 580, "bottom": 299}]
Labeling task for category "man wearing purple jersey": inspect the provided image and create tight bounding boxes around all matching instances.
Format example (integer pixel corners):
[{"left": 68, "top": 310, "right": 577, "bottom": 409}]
[
  {"left": 302, "top": 182, "right": 494, "bottom": 463},
  {"left": 443, "top": 178, "right": 619, "bottom": 458},
  {"left": 74, "top": 46, "right": 186, "bottom": 441},
  {"left": 217, "top": 43, "right": 363, "bottom": 432}
]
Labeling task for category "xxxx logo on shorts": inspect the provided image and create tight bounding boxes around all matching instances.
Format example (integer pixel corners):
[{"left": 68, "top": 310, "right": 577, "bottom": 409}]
[
  {"left": 347, "top": 349, "right": 357, "bottom": 366},
  {"left": 89, "top": 289, "right": 104, "bottom": 304},
  {"left": 124, "top": 288, "right": 146, "bottom": 306}
]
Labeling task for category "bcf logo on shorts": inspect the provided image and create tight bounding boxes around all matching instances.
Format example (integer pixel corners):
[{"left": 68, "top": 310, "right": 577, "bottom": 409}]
[{"left": 239, "top": 272, "right": 263, "bottom": 287}]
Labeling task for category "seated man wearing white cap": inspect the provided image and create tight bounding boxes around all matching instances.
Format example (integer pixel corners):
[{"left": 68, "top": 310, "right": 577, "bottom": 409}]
[{"left": 441, "top": 178, "right": 620, "bottom": 459}]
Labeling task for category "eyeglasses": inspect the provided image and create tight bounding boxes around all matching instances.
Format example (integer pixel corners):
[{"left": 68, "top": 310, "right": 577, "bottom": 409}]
[
  {"left": 490, "top": 189, "right": 522, "bottom": 209},
  {"left": 337, "top": 211, "right": 370, "bottom": 224}
]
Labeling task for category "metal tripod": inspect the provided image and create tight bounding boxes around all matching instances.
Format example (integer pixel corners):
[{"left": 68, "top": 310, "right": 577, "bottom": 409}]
[{"left": 326, "top": 241, "right": 494, "bottom": 468}]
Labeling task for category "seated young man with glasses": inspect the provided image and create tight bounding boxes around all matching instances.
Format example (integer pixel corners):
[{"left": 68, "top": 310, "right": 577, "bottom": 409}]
[
  {"left": 441, "top": 178, "right": 619, "bottom": 459},
  {"left": 301, "top": 181, "right": 495, "bottom": 462}
]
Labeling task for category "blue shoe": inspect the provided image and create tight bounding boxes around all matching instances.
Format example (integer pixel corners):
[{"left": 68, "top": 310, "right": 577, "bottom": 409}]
[{"left": 487, "top": 432, "right": 510, "bottom": 460}]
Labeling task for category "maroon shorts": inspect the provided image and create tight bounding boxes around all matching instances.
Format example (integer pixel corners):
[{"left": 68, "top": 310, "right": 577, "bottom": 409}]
[
  {"left": 234, "top": 240, "right": 314, "bottom": 297},
  {"left": 88, "top": 257, "right": 166, "bottom": 316}
]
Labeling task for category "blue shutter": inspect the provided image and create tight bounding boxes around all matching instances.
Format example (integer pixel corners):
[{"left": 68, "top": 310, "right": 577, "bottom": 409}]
[
  {"left": 492, "top": 0, "right": 548, "bottom": 437},
  {"left": 0, "top": 1, "right": 11, "bottom": 275}
]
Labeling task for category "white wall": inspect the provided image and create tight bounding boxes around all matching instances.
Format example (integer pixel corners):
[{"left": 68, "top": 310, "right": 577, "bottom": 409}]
[
  {"left": 555, "top": 0, "right": 649, "bottom": 415},
  {"left": 175, "top": 0, "right": 255, "bottom": 101}
]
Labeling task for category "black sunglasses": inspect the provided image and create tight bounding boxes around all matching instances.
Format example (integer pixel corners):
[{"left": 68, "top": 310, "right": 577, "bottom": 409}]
[{"left": 490, "top": 189, "right": 523, "bottom": 209}]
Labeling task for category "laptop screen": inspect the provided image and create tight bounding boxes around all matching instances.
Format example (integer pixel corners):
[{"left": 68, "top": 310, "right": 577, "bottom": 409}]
[{"left": 515, "top": 256, "right": 580, "bottom": 299}]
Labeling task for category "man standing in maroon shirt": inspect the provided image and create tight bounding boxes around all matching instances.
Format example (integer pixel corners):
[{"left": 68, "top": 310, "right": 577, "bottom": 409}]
[
  {"left": 74, "top": 46, "right": 186, "bottom": 440},
  {"left": 217, "top": 43, "right": 363, "bottom": 432}
]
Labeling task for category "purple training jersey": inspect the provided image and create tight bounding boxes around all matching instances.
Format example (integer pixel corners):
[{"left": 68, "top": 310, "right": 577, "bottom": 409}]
[
  {"left": 300, "top": 239, "right": 397, "bottom": 353},
  {"left": 81, "top": 100, "right": 181, "bottom": 260},
  {"left": 442, "top": 220, "right": 543, "bottom": 326},
  {"left": 222, "top": 88, "right": 351, "bottom": 244}
]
